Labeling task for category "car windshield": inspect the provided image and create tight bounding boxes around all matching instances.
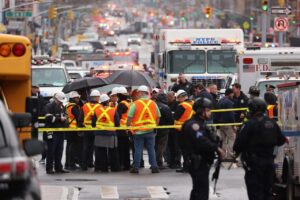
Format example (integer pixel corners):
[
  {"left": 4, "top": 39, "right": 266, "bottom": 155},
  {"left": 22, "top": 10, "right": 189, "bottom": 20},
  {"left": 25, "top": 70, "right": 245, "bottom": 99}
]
[
  {"left": 167, "top": 50, "right": 206, "bottom": 74},
  {"left": 207, "top": 50, "right": 236, "bottom": 73},
  {"left": 32, "top": 68, "right": 67, "bottom": 87}
]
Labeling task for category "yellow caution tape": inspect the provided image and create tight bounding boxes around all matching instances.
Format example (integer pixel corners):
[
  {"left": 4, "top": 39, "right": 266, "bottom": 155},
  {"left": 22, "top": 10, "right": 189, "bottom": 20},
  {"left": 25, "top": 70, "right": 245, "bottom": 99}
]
[
  {"left": 38, "top": 123, "right": 243, "bottom": 132},
  {"left": 37, "top": 108, "right": 248, "bottom": 120}
]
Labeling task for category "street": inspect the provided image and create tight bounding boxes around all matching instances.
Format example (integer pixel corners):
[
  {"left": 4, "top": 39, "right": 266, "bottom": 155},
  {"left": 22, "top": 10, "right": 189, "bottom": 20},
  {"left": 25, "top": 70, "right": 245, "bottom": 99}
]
[{"left": 37, "top": 151, "right": 248, "bottom": 200}]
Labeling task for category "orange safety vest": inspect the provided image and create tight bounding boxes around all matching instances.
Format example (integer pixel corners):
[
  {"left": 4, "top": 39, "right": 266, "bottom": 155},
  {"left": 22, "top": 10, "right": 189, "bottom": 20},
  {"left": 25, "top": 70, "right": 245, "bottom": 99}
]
[
  {"left": 131, "top": 99, "right": 158, "bottom": 133},
  {"left": 174, "top": 101, "right": 194, "bottom": 130},
  {"left": 109, "top": 101, "right": 117, "bottom": 108},
  {"left": 66, "top": 102, "right": 79, "bottom": 128},
  {"left": 82, "top": 102, "right": 101, "bottom": 127},
  {"left": 95, "top": 106, "right": 115, "bottom": 128},
  {"left": 267, "top": 105, "right": 275, "bottom": 118},
  {"left": 119, "top": 100, "right": 130, "bottom": 126}
]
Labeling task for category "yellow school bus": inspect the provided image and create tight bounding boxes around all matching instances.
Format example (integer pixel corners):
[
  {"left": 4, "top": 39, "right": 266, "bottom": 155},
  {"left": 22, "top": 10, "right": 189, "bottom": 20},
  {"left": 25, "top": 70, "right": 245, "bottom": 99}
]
[{"left": 0, "top": 34, "right": 32, "bottom": 144}]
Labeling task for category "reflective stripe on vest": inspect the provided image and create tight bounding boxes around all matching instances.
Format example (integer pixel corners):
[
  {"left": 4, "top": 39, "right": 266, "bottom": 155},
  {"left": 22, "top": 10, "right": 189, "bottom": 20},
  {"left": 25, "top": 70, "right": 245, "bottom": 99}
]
[
  {"left": 131, "top": 99, "right": 157, "bottom": 132},
  {"left": 66, "top": 102, "right": 77, "bottom": 128},
  {"left": 174, "top": 101, "right": 194, "bottom": 130},
  {"left": 83, "top": 103, "right": 101, "bottom": 127},
  {"left": 267, "top": 105, "right": 275, "bottom": 118},
  {"left": 120, "top": 100, "right": 130, "bottom": 126},
  {"left": 95, "top": 106, "right": 115, "bottom": 128}
]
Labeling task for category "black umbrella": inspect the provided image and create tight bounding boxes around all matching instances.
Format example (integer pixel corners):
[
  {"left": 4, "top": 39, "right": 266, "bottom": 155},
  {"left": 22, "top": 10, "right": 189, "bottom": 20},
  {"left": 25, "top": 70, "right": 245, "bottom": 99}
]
[
  {"left": 62, "top": 77, "right": 109, "bottom": 93},
  {"left": 105, "top": 70, "right": 156, "bottom": 88}
]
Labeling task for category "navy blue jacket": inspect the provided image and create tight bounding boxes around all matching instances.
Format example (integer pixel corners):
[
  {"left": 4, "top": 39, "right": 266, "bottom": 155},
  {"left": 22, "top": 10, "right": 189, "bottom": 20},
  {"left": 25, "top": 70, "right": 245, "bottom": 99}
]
[{"left": 215, "top": 97, "right": 235, "bottom": 123}]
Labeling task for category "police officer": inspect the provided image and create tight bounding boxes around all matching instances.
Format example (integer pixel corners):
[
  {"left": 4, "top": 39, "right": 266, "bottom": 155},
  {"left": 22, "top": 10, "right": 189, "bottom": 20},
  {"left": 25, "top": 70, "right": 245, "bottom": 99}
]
[
  {"left": 80, "top": 90, "right": 101, "bottom": 170},
  {"left": 44, "top": 92, "right": 69, "bottom": 174},
  {"left": 233, "top": 98, "right": 286, "bottom": 200},
  {"left": 182, "top": 98, "right": 225, "bottom": 200},
  {"left": 248, "top": 86, "right": 260, "bottom": 99}
]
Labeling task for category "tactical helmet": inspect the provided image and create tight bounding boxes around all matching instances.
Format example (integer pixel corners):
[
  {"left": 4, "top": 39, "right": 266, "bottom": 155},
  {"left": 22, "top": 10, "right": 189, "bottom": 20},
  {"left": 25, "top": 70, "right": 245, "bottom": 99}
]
[
  {"left": 248, "top": 97, "right": 267, "bottom": 115},
  {"left": 248, "top": 86, "right": 260, "bottom": 97},
  {"left": 193, "top": 97, "right": 213, "bottom": 113}
]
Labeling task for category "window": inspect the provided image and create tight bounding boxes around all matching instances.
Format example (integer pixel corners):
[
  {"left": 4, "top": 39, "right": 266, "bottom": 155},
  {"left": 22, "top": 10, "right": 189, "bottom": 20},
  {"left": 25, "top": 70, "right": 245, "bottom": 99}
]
[
  {"left": 32, "top": 68, "right": 67, "bottom": 87},
  {"left": 167, "top": 50, "right": 205, "bottom": 74},
  {"left": 207, "top": 50, "right": 236, "bottom": 73}
]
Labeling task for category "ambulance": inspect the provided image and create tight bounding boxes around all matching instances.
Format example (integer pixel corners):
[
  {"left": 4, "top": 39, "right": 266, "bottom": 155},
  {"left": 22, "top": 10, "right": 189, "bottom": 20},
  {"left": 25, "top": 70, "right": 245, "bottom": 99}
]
[
  {"left": 238, "top": 47, "right": 300, "bottom": 97},
  {"left": 274, "top": 82, "right": 300, "bottom": 200},
  {"left": 155, "top": 29, "right": 244, "bottom": 90}
]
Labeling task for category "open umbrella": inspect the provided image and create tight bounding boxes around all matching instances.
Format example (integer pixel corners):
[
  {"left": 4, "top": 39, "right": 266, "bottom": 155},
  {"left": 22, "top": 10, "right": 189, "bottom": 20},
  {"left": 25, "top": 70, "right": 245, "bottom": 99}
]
[
  {"left": 62, "top": 77, "right": 109, "bottom": 93},
  {"left": 105, "top": 70, "right": 156, "bottom": 88}
]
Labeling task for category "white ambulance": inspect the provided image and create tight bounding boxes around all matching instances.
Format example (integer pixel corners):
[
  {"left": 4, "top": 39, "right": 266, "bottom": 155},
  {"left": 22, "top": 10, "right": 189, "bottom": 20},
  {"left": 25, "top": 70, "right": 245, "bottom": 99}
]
[
  {"left": 155, "top": 29, "right": 244, "bottom": 90},
  {"left": 238, "top": 47, "right": 300, "bottom": 97}
]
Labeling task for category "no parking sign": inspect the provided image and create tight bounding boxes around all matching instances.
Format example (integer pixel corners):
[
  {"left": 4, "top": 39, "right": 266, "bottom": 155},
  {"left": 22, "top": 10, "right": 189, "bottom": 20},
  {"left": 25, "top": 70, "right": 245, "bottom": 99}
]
[{"left": 274, "top": 17, "right": 289, "bottom": 32}]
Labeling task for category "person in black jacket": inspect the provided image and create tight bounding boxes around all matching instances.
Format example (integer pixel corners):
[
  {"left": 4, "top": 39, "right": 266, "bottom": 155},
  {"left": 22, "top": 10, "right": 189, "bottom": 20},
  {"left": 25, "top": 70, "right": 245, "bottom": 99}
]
[
  {"left": 166, "top": 91, "right": 181, "bottom": 168},
  {"left": 233, "top": 98, "right": 286, "bottom": 200},
  {"left": 31, "top": 86, "right": 45, "bottom": 139},
  {"left": 44, "top": 92, "right": 69, "bottom": 174},
  {"left": 171, "top": 73, "right": 193, "bottom": 96},
  {"left": 215, "top": 88, "right": 236, "bottom": 159},
  {"left": 183, "top": 98, "right": 225, "bottom": 200},
  {"left": 232, "top": 83, "right": 249, "bottom": 123},
  {"left": 155, "top": 93, "right": 174, "bottom": 168}
]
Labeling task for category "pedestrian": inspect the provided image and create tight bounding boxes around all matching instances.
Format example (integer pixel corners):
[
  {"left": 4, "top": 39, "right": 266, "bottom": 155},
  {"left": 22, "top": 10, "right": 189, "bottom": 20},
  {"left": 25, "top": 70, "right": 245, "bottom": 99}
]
[
  {"left": 93, "top": 94, "right": 120, "bottom": 172},
  {"left": 151, "top": 88, "right": 160, "bottom": 101},
  {"left": 30, "top": 85, "right": 44, "bottom": 139},
  {"left": 85, "top": 67, "right": 96, "bottom": 77},
  {"left": 233, "top": 98, "right": 286, "bottom": 200},
  {"left": 65, "top": 91, "right": 82, "bottom": 170},
  {"left": 174, "top": 90, "right": 194, "bottom": 173},
  {"left": 208, "top": 84, "right": 218, "bottom": 107},
  {"left": 44, "top": 92, "right": 69, "bottom": 174},
  {"left": 171, "top": 73, "right": 193, "bottom": 96},
  {"left": 182, "top": 98, "right": 225, "bottom": 200},
  {"left": 215, "top": 88, "right": 236, "bottom": 159},
  {"left": 264, "top": 92, "right": 278, "bottom": 120},
  {"left": 155, "top": 93, "right": 173, "bottom": 169},
  {"left": 80, "top": 90, "right": 101, "bottom": 170},
  {"left": 127, "top": 85, "right": 161, "bottom": 174},
  {"left": 116, "top": 87, "right": 131, "bottom": 171},
  {"left": 166, "top": 91, "right": 181, "bottom": 169},
  {"left": 232, "top": 83, "right": 249, "bottom": 123},
  {"left": 248, "top": 86, "right": 260, "bottom": 99},
  {"left": 109, "top": 87, "right": 119, "bottom": 108}
]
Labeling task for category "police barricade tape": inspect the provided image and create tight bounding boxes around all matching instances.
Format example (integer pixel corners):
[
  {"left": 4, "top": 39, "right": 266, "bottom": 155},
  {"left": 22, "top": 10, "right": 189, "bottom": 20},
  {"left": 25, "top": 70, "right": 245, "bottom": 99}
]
[
  {"left": 37, "top": 108, "right": 248, "bottom": 120},
  {"left": 38, "top": 123, "right": 243, "bottom": 132}
]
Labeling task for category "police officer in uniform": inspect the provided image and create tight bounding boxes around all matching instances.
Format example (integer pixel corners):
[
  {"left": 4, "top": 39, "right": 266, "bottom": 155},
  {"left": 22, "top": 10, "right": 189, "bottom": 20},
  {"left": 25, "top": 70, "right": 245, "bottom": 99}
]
[
  {"left": 182, "top": 98, "right": 225, "bottom": 200},
  {"left": 233, "top": 98, "right": 286, "bottom": 200}
]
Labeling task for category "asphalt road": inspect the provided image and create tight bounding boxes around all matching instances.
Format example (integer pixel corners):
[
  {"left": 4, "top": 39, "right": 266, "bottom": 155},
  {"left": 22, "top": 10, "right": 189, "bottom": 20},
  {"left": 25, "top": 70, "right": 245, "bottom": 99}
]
[{"left": 37, "top": 153, "right": 248, "bottom": 200}]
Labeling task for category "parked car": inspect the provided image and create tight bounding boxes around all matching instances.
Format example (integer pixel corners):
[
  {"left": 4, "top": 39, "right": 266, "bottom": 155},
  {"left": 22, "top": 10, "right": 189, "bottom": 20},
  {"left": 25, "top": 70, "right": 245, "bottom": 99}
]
[{"left": 0, "top": 100, "right": 45, "bottom": 200}]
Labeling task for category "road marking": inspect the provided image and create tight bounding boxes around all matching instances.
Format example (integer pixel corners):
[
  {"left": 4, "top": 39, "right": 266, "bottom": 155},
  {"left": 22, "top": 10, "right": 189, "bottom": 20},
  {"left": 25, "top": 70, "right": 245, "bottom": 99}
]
[
  {"left": 100, "top": 185, "right": 119, "bottom": 199},
  {"left": 72, "top": 187, "right": 79, "bottom": 200},
  {"left": 41, "top": 185, "right": 68, "bottom": 200},
  {"left": 147, "top": 186, "right": 169, "bottom": 199}
]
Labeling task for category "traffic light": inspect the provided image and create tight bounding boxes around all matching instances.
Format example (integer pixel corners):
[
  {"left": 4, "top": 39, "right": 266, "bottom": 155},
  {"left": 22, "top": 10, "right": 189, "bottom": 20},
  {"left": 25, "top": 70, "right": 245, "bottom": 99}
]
[
  {"left": 48, "top": 6, "right": 57, "bottom": 19},
  {"left": 204, "top": 7, "right": 212, "bottom": 19},
  {"left": 278, "top": 0, "right": 285, "bottom": 7},
  {"left": 261, "top": 0, "right": 268, "bottom": 11},
  {"left": 180, "top": 11, "right": 186, "bottom": 21},
  {"left": 67, "top": 10, "right": 74, "bottom": 21}
]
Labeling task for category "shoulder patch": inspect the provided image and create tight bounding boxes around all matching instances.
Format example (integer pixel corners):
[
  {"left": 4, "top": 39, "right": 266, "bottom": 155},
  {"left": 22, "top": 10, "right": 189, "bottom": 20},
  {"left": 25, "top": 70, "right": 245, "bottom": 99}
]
[{"left": 192, "top": 123, "right": 200, "bottom": 131}]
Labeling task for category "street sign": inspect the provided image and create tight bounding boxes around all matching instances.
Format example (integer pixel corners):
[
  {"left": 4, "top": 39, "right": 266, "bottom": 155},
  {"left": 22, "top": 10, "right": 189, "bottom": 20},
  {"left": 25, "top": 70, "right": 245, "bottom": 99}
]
[
  {"left": 274, "top": 17, "right": 289, "bottom": 32},
  {"left": 271, "top": 6, "right": 292, "bottom": 15},
  {"left": 5, "top": 11, "right": 32, "bottom": 18}
]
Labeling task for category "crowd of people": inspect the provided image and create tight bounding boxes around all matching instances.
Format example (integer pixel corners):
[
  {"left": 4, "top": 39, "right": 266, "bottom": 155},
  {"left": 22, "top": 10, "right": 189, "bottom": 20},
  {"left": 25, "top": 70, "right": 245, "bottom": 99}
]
[{"left": 31, "top": 72, "right": 282, "bottom": 199}]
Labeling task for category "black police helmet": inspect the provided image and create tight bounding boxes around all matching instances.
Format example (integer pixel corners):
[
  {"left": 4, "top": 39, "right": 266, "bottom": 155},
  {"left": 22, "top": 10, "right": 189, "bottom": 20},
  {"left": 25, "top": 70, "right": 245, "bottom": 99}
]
[
  {"left": 248, "top": 97, "right": 267, "bottom": 115},
  {"left": 193, "top": 97, "right": 213, "bottom": 113},
  {"left": 248, "top": 86, "right": 260, "bottom": 96}
]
